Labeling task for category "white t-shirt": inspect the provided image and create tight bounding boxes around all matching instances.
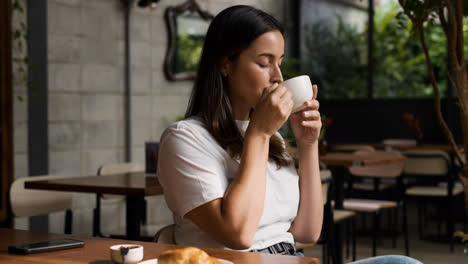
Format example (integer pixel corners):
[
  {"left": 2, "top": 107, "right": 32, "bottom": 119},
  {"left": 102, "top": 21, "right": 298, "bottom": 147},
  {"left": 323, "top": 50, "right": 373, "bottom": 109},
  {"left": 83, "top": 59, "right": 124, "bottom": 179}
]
[{"left": 157, "top": 115, "right": 300, "bottom": 251}]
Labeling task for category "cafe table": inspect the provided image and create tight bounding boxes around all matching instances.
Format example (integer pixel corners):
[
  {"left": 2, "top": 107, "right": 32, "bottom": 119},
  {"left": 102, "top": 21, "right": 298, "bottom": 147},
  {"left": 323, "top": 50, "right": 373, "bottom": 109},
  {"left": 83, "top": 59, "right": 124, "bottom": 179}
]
[
  {"left": 330, "top": 142, "right": 463, "bottom": 153},
  {"left": 319, "top": 152, "right": 406, "bottom": 264},
  {"left": 24, "top": 172, "right": 161, "bottom": 241},
  {"left": 0, "top": 228, "right": 319, "bottom": 264}
]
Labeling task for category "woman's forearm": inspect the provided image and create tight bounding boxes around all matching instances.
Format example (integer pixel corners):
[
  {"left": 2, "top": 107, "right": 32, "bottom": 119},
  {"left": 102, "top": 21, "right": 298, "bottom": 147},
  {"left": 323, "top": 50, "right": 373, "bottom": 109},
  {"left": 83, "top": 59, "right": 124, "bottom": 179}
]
[
  {"left": 289, "top": 141, "right": 323, "bottom": 243},
  {"left": 221, "top": 129, "right": 270, "bottom": 247}
]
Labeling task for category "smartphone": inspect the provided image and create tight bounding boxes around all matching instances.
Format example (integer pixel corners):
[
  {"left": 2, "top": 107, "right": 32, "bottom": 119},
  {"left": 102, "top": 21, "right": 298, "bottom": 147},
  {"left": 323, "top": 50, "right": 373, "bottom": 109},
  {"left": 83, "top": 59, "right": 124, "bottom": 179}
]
[{"left": 8, "top": 238, "right": 84, "bottom": 254}]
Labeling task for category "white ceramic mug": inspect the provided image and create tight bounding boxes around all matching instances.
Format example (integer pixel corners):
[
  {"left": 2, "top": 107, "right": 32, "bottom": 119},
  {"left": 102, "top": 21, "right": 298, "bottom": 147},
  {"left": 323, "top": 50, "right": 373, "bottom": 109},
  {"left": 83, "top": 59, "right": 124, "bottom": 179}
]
[{"left": 283, "top": 75, "right": 313, "bottom": 113}]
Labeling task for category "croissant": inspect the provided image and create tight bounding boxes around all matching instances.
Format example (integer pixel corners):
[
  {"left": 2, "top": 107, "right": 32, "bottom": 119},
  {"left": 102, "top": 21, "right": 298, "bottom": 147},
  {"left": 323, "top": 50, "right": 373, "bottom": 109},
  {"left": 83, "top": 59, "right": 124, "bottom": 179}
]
[{"left": 158, "top": 247, "right": 222, "bottom": 264}]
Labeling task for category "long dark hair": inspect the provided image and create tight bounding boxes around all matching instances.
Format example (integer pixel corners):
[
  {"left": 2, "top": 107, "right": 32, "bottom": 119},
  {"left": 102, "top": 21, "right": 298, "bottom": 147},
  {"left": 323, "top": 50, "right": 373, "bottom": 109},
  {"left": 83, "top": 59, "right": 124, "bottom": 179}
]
[{"left": 185, "top": 5, "right": 292, "bottom": 167}]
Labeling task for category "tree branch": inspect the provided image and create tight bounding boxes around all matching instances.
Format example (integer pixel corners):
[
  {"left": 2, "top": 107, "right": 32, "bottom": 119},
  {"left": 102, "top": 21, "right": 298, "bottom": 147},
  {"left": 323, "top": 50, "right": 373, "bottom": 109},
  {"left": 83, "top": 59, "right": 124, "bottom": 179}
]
[
  {"left": 398, "top": 0, "right": 416, "bottom": 22},
  {"left": 443, "top": 0, "right": 460, "bottom": 68},
  {"left": 416, "top": 22, "right": 463, "bottom": 166},
  {"left": 455, "top": 0, "right": 465, "bottom": 67},
  {"left": 445, "top": 66, "right": 467, "bottom": 166},
  {"left": 438, "top": 6, "right": 449, "bottom": 37}
]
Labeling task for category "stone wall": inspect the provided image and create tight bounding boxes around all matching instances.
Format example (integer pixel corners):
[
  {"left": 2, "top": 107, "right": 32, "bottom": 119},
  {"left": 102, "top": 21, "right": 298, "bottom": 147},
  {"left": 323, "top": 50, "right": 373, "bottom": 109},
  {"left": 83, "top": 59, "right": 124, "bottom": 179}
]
[{"left": 12, "top": 0, "right": 286, "bottom": 236}]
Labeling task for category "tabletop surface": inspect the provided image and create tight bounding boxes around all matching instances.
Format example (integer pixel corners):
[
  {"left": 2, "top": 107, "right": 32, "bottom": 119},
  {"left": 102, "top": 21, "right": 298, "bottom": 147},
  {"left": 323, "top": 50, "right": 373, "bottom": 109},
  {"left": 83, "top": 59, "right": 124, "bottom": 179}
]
[
  {"left": 0, "top": 228, "right": 319, "bottom": 264},
  {"left": 24, "top": 172, "right": 163, "bottom": 196},
  {"left": 330, "top": 143, "right": 462, "bottom": 153},
  {"left": 320, "top": 152, "right": 406, "bottom": 166}
]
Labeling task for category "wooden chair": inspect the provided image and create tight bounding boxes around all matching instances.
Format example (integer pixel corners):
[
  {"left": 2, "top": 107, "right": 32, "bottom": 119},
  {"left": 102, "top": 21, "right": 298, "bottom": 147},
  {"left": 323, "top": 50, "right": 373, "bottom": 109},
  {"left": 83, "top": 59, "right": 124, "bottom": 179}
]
[
  {"left": 10, "top": 175, "right": 74, "bottom": 234},
  {"left": 403, "top": 149, "right": 464, "bottom": 252},
  {"left": 382, "top": 139, "right": 417, "bottom": 150},
  {"left": 344, "top": 150, "right": 409, "bottom": 257},
  {"left": 153, "top": 224, "right": 176, "bottom": 244}
]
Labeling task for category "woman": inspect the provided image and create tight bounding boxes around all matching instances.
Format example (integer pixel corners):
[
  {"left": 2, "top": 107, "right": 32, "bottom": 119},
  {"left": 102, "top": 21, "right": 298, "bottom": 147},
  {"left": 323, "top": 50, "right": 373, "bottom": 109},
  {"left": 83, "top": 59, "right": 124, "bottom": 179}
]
[
  {"left": 158, "top": 5, "right": 422, "bottom": 263},
  {"left": 158, "top": 5, "right": 322, "bottom": 255}
]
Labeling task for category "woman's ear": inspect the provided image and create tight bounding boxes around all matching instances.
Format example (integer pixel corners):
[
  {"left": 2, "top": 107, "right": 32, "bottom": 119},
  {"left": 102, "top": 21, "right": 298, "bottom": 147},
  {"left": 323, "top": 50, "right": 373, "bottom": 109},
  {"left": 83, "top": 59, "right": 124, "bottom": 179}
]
[{"left": 220, "top": 57, "right": 231, "bottom": 77}]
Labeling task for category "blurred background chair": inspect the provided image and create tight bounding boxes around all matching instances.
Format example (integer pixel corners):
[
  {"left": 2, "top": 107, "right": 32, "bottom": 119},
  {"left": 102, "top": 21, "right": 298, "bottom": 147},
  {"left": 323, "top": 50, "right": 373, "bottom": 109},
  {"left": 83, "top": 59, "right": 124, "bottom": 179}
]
[
  {"left": 402, "top": 149, "right": 464, "bottom": 252},
  {"left": 10, "top": 175, "right": 74, "bottom": 234},
  {"left": 93, "top": 162, "right": 144, "bottom": 238},
  {"left": 343, "top": 150, "right": 409, "bottom": 257},
  {"left": 153, "top": 224, "right": 176, "bottom": 244},
  {"left": 382, "top": 139, "right": 417, "bottom": 151}
]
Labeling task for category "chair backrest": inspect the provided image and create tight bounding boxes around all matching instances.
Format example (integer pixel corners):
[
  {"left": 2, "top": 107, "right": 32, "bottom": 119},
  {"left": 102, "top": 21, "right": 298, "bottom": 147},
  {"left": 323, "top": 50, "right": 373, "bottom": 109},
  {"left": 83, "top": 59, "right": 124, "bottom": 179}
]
[
  {"left": 98, "top": 162, "right": 144, "bottom": 200},
  {"left": 153, "top": 224, "right": 176, "bottom": 244},
  {"left": 382, "top": 139, "right": 417, "bottom": 149},
  {"left": 402, "top": 149, "right": 450, "bottom": 176},
  {"left": 10, "top": 175, "right": 73, "bottom": 217},
  {"left": 98, "top": 162, "right": 144, "bottom": 176},
  {"left": 349, "top": 150, "right": 405, "bottom": 178}
]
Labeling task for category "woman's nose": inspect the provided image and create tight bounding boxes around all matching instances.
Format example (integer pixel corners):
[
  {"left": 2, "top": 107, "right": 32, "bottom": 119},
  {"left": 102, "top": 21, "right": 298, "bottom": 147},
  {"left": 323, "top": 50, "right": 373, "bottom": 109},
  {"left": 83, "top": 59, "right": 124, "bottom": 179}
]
[{"left": 272, "top": 65, "right": 283, "bottom": 84}]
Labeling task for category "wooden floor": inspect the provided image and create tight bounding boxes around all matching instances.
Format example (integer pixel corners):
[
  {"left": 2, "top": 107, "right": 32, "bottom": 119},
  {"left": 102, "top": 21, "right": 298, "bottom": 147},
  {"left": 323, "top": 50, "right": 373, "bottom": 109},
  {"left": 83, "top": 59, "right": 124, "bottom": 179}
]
[{"left": 303, "top": 201, "right": 468, "bottom": 263}]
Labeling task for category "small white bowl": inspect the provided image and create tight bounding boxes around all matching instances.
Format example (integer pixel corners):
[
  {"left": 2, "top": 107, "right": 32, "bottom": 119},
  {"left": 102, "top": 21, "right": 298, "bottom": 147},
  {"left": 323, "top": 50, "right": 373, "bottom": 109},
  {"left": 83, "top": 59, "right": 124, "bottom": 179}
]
[{"left": 110, "top": 244, "right": 144, "bottom": 264}]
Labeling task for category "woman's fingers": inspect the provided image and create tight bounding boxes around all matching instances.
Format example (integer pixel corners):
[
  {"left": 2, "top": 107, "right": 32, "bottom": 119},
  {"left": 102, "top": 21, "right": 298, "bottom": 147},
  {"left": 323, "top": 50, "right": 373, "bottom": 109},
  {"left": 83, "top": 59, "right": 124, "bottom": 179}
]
[
  {"left": 301, "top": 119, "right": 322, "bottom": 128},
  {"left": 302, "top": 110, "right": 320, "bottom": 119},
  {"left": 266, "top": 82, "right": 279, "bottom": 93},
  {"left": 312, "top": 84, "right": 318, "bottom": 100},
  {"left": 303, "top": 99, "right": 319, "bottom": 110}
]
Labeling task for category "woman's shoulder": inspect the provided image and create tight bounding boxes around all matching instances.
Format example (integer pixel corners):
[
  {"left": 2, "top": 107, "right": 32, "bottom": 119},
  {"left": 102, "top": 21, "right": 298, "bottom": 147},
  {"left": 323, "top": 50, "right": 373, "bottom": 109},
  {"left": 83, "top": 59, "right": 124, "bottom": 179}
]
[{"left": 160, "top": 116, "right": 209, "bottom": 143}]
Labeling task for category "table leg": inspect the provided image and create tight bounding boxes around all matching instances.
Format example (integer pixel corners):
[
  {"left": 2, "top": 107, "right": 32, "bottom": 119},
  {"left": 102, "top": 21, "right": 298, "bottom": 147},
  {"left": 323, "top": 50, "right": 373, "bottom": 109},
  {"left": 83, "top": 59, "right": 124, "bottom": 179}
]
[
  {"left": 329, "top": 166, "right": 345, "bottom": 264},
  {"left": 126, "top": 196, "right": 144, "bottom": 241},
  {"left": 330, "top": 166, "right": 345, "bottom": 209}
]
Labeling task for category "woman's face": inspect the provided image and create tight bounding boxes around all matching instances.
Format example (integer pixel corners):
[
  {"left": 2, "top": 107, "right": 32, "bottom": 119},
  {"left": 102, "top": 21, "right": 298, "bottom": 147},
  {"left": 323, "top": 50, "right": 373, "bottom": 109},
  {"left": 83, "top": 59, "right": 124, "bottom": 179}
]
[{"left": 224, "top": 30, "right": 284, "bottom": 120}]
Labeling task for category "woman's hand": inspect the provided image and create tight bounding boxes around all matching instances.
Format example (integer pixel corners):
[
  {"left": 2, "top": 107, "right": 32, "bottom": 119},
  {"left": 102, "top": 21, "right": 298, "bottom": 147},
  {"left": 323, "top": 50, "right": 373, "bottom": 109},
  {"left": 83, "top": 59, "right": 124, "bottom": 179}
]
[
  {"left": 289, "top": 85, "right": 321, "bottom": 147},
  {"left": 248, "top": 83, "right": 293, "bottom": 138}
]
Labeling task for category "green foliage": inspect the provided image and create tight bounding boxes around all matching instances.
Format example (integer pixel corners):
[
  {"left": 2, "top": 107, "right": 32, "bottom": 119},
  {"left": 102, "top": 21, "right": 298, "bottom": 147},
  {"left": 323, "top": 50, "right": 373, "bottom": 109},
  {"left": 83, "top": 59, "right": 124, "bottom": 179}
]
[
  {"left": 12, "top": 0, "right": 32, "bottom": 101},
  {"left": 174, "top": 33, "right": 204, "bottom": 73},
  {"left": 301, "top": 18, "right": 367, "bottom": 99},
  {"left": 373, "top": 1, "right": 448, "bottom": 97},
  {"left": 296, "top": 1, "right": 457, "bottom": 99}
]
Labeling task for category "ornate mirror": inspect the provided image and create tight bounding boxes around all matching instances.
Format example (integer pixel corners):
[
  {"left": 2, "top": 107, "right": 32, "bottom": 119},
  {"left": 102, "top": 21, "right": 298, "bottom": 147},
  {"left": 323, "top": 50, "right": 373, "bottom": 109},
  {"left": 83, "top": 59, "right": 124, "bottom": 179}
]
[{"left": 164, "top": 0, "right": 213, "bottom": 81}]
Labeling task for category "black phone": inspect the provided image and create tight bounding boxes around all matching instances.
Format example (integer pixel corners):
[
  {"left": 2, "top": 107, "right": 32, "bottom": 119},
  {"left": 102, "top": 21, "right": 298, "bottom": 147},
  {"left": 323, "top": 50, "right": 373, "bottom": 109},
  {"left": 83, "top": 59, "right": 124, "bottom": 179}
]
[{"left": 8, "top": 238, "right": 84, "bottom": 254}]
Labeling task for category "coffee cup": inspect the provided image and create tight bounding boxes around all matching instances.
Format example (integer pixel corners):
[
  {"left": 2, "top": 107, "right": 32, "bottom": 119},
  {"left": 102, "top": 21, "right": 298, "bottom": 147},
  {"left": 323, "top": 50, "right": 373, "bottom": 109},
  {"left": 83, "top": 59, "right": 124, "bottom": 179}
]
[{"left": 283, "top": 75, "right": 313, "bottom": 113}]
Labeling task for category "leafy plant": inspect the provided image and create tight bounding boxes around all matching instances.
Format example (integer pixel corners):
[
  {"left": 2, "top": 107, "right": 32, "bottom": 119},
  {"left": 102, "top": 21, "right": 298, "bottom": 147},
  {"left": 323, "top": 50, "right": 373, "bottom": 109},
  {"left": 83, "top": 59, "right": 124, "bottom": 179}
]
[
  {"left": 297, "top": 2, "right": 464, "bottom": 99},
  {"left": 11, "top": 0, "right": 30, "bottom": 101},
  {"left": 174, "top": 33, "right": 204, "bottom": 73},
  {"left": 301, "top": 18, "right": 367, "bottom": 99},
  {"left": 397, "top": 0, "right": 468, "bottom": 249}
]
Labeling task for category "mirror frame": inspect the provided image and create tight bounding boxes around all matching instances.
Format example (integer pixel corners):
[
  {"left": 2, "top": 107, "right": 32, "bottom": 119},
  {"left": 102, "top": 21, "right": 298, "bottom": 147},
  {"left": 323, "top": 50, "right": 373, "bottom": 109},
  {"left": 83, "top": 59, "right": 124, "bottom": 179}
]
[{"left": 164, "top": 0, "right": 213, "bottom": 81}]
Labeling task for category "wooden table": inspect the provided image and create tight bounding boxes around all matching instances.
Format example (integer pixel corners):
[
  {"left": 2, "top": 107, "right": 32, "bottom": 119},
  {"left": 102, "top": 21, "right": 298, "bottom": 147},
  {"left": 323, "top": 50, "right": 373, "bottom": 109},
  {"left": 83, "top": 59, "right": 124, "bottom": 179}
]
[
  {"left": 25, "top": 172, "right": 162, "bottom": 241},
  {"left": 0, "top": 228, "right": 319, "bottom": 264},
  {"left": 320, "top": 152, "right": 407, "bottom": 167},
  {"left": 319, "top": 152, "right": 406, "bottom": 264},
  {"left": 330, "top": 143, "right": 462, "bottom": 153}
]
